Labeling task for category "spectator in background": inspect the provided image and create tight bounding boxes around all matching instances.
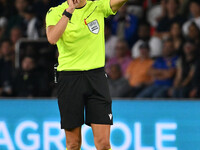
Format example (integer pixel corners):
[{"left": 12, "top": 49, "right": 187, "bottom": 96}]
[
  {"left": 147, "top": 0, "right": 167, "bottom": 28},
  {"left": 132, "top": 22, "right": 162, "bottom": 58},
  {"left": 0, "top": 39, "right": 15, "bottom": 96},
  {"left": 0, "top": 0, "right": 15, "bottom": 18},
  {"left": 24, "top": 5, "right": 41, "bottom": 39},
  {"left": 170, "top": 40, "right": 197, "bottom": 98},
  {"left": 187, "top": 22, "right": 200, "bottom": 46},
  {"left": 155, "top": 0, "right": 185, "bottom": 39},
  {"left": 169, "top": 22, "right": 184, "bottom": 55},
  {"left": 13, "top": 56, "right": 48, "bottom": 97},
  {"left": 0, "top": 0, "right": 15, "bottom": 37},
  {"left": 178, "top": 0, "right": 190, "bottom": 16},
  {"left": 0, "top": 13, "right": 8, "bottom": 40},
  {"left": 105, "top": 21, "right": 118, "bottom": 59},
  {"left": 182, "top": 0, "right": 200, "bottom": 36},
  {"left": 108, "top": 64, "right": 131, "bottom": 97},
  {"left": 190, "top": 60, "right": 200, "bottom": 98},
  {"left": 5, "top": 0, "right": 28, "bottom": 38},
  {"left": 137, "top": 38, "right": 177, "bottom": 98},
  {"left": 111, "top": 4, "right": 138, "bottom": 47},
  {"left": 10, "top": 26, "right": 22, "bottom": 47},
  {"left": 126, "top": 43, "right": 154, "bottom": 97},
  {"left": 106, "top": 40, "right": 132, "bottom": 75},
  {"left": 0, "top": 18, "right": 7, "bottom": 40},
  {"left": 33, "top": 0, "right": 58, "bottom": 21}
]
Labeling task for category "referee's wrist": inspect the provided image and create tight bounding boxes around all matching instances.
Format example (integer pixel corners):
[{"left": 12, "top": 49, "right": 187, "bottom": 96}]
[
  {"left": 63, "top": 8, "right": 73, "bottom": 20},
  {"left": 66, "top": 7, "right": 75, "bottom": 14}
]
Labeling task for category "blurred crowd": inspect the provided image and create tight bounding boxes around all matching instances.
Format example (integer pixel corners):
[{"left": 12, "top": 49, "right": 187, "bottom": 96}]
[{"left": 1, "top": 0, "right": 200, "bottom": 98}]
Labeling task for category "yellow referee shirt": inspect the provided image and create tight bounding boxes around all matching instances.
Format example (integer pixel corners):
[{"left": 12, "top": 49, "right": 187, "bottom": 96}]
[{"left": 46, "top": 0, "right": 116, "bottom": 71}]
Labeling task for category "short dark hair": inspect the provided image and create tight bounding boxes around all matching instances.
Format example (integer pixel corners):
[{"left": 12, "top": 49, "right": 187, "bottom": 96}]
[{"left": 22, "top": 55, "right": 36, "bottom": 63}]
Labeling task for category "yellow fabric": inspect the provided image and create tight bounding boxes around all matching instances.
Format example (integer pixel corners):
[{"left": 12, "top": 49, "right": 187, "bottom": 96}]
[{"left": 46, "top": 0, "right": 116, "bottom": 71}]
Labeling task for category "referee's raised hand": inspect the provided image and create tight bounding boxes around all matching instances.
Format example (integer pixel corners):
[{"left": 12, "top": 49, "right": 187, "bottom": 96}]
[
  {"left": 67, "top": 0, "right": 81, "bottom": 13},
  {"left": 69, "top": 0, "right": 81, "bottom": 6},
  {"left": 47, "top": 0, "right": 81, "bottom": 45}
]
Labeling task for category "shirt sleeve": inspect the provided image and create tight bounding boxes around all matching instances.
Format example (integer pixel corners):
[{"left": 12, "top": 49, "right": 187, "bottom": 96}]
[
  {"left": 101, "top": 0, "right": 117, "bottom": 18},
  {"left": 45, "top": 7, "right": 60, "bottom": 28}
]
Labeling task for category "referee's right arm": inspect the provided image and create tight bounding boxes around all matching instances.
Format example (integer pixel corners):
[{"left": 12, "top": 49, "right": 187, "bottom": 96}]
[{"left": 46, "top": 0, "right": 80, "bottom": 45}]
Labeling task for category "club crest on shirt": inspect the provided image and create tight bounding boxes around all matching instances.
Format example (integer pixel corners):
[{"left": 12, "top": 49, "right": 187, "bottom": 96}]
[{"left": 87, "top": 20, "right": 100, "bottom": 34}]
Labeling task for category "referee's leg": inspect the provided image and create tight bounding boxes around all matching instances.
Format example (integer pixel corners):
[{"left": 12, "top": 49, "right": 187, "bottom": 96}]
[
  {"left": 65, "top": 127, "right": 82, "bottom": 150},
  {"left": 91, "top": 124, "right": 111, "bottom": 150},
  {"left": 85, "top": 68, "right": 113, "bottom": 150},
  {"left": 57, "top": 72, "right": 84, "bottom": 150}
]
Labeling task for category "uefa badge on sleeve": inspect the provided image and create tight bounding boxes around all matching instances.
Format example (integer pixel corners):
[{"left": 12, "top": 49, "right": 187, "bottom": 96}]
[{"left": 87, "top": 20, "right": 100, "bottom": 34}]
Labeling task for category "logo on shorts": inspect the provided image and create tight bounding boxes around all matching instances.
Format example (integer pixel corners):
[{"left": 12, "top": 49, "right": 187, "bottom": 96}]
[
  {"left": 87, "top": 20, "right": 100, "bottom": 34},
  {"left": 105, "top": 73, "right": 108, "bottom": 78},
  {"left": 108, "top": 114, "right": 112, "bottom": 120}
]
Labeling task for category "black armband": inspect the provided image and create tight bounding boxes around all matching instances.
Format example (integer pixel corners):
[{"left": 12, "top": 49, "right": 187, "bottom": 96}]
[{"left": 62, "top": 10, "right": 72, "bottom": 20}]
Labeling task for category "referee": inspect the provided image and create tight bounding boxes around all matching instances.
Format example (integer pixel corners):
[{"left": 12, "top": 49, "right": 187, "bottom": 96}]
[{"left": 46, "top": 0, "right": 127, "bottom": 149}]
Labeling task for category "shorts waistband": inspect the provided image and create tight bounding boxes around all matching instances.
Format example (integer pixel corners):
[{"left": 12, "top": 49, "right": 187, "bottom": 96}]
[{"left": 58, "top": 67, "right": 104, "bottom": 75}]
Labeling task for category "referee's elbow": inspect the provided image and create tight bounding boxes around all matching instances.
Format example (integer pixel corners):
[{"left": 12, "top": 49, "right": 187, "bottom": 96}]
[{"left": 47, "top": 36, "right": 57, "bottom": 45}]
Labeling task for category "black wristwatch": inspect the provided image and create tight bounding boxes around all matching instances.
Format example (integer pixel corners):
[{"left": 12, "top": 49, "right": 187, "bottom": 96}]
[{"left": 62, "top": 10, "right": 72, "bottom": 20}]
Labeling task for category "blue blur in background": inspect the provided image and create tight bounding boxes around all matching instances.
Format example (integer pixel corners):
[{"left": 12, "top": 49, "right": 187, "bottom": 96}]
[{"left": 0, "top": 99, "right": 200, "bottom": 150}]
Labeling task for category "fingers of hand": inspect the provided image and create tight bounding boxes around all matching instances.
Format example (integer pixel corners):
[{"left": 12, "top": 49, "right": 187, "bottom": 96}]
[
  {"left": 68, "top": 0, "right": 73, "bottom": 4},
  {"left": 73, "top": 0, "right": 80, "bottom": 4},
  {"left": 73, "top": 0, "right": 77, "bottom": 4},
  {"left": 68, "top": 0, "right": 75, "bottom": 7}
]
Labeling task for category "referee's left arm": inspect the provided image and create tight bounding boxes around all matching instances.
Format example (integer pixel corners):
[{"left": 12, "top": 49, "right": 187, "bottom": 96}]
[{"left": 110, "top": 0, "right": 128, "bottom": 12}]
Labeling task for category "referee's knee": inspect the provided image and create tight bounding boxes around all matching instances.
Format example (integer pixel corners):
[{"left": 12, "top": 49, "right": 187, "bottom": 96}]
[
  {"left": 66, "top": 140, "right": 81, "bottom": 150},
  {"left": 95, "top": 138, "right": 111, "bottom": 150}
]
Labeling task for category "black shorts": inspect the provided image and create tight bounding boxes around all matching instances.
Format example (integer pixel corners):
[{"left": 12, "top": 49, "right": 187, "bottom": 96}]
[{"left": 57, "top": 67, "right": 113, "bottom": 130}]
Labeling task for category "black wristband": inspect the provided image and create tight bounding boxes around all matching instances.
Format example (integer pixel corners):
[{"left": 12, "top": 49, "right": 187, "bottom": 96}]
[{"left": 62, "top": 10, "right": 72, "bottom": 20}]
